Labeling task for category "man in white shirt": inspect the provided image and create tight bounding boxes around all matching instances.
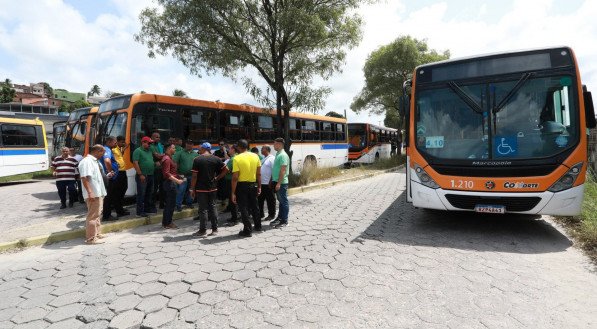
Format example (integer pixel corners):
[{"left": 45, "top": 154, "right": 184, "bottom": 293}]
[
  {"left": 79, "top": 144, "right": 110, "bottom": 245},
  {"left": 258, "top": 145, "right": 276, "bottom": 220}
]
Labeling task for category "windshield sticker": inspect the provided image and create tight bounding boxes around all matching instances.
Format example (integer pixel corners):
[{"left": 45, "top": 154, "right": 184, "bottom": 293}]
[
  {"left": 494, "top": 136, "right": 517, "bottom": 157},
  {"left": 425, "top": 136, "right": 444, "bottom": 149},
  {"left": 416, "top": 124, "right": 426, "bottom": 135},
  {"left": 555, "top": 135, "right": 568, "bottom": 148}
]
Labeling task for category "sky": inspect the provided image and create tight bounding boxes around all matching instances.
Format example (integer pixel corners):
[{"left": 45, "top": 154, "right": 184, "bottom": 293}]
[{"left": 0, "top": 0, "right": 596, "bottom": 126}]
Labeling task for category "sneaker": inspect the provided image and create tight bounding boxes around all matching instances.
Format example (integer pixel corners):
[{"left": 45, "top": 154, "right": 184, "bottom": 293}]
[
  {"left": 264, "top": 215, "right": 275, "bottom": 221},
  {"left": 254, "top": 226, "right": 263, "bottom": 232},
  {"left": 270, "top": 219, "right": 280, "bottom": 226},
  {"left": 238, "top": 230, "right": 252, "bottom": 238},
  {"left": 193, "top": 230, "right": 207, "bottom": 237},
  {"left": 274, "top": 222, "right": 288, "bottom": 229},
  {"left": 226, "top": 221, "right": 239, "bottom": 227},
  {"left": 163, "top": 223, "right": 178, "bottom": 229},
  {"left": 176, "top": 206, "right": 182, "bottom": 212},
  {"left": 68, "top": 200, "right": 74, "bottom": 208},
  {"left": 209, "top": 229, "right": 218, "bottom": 236},
  {"left": 85, "top": 238, "right": 105, "bottom": 245},
  {"left": 60, "top": 204, "right": 67, "bottom": 209}
]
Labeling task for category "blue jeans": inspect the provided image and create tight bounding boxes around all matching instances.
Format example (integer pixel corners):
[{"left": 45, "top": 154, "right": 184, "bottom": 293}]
[
  {"left": 135, "top": 174, "right": 154, "bottom": 215},
  {"left": 275, "top": 183, "right": 289, "bottom": 222},
  {"left": 176, "top": 176, "right": 193, "bottom": 208}
]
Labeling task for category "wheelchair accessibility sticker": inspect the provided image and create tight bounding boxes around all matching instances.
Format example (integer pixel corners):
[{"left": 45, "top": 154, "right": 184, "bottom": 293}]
[{"left": 494, "top": 136, "right": 517, "bottom": 157}]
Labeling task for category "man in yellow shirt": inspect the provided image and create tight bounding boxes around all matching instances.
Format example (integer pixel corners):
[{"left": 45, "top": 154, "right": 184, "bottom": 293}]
[
  {"left": 111, "top": 135, "right": 130, "bottom": 217},
  {"left": 231, "top": 139, "right": 261, "bottom": 237}
]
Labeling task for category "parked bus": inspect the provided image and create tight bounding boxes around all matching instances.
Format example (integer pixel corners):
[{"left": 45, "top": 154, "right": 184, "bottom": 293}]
[
  {"left": 402, "top": 46, "right": 596, "bottom": 216},
  {"left": 348, "top": 123, "right": 398, "bottom": 164},
  {"left": 0, "top": 116, "right": 49, "bottom": 177},
  {"left": 52, "top": 107, "right": 99, "bottom": 159},
  {"left": 92, "top": 93, "right": 348, "bottom": 195}
]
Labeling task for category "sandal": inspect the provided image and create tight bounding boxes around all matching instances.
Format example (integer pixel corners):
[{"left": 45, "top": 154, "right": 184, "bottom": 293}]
[{"left": 85, "top": 238, "right": 105, "bottom": 245}]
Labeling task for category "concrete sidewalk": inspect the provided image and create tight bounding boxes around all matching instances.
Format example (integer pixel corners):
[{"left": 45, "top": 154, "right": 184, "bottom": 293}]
[{"left": 0, "top": 167, "right": 402, "bottom": 251}]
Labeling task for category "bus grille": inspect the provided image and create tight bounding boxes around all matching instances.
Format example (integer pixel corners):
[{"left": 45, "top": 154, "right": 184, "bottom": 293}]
[{"left": 444, "top": 194, "right": 542, "bottom": 212}]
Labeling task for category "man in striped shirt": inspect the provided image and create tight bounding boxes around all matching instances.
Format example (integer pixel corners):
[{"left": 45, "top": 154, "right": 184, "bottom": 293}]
[{"left": 51, "top": 147, "right": 79, "bottom": 209}]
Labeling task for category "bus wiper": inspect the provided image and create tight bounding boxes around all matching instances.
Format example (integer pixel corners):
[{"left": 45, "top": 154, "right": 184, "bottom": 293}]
[
  {"left": 492, "top": 72, "right": 532, "bottom": 114},
  {"left": 448, "top": 81, "right": 483, "bottom": 114}
]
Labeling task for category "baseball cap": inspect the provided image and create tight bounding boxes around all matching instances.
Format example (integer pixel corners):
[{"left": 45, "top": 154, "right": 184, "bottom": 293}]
[
  {"left": 141, "top": 136, "right": 153, "bottom": 143},
  {"left": 201, "top": 142, "right": 212, "bottom": 150}
]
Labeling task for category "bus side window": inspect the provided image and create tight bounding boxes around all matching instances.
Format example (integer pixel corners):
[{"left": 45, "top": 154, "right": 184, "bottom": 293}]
[
  {"left": 322, "top": 122, "right": 333, "bottom": 141},
  {"left": 289, "top": 118, "right": 301, "bottom": 141},
  {"left": 336, "top": 124, "right": 345, "bottom": 141},
  {"left": 183, "top": 107, "right": 215, "bottom": 142},
  {"left": 256, "top": 115, "right": 275, "bottom": 141}
]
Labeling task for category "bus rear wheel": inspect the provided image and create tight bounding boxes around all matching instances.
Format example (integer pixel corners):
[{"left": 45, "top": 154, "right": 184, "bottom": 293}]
[{"left": 304, "top": 155, "right": 317, "bottom": 169}]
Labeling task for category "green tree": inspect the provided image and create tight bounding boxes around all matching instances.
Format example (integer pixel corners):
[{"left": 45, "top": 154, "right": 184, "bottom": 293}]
[
  {"left": 40, "top": 82, "right": 53, "bottom": 98},
  {"left": 325, "top": 111, "right": 345, "bottom": 118},
  {"left": 173, "top": 89, "right": 188, "bottom": 98},
  {"left": 136, "top": 0, "right": 366, "bottom": 160},
  {"left": 351, "top": 36, "right": 450, "bottom": 129},
  {"left": 0, "top": 79, "right": 16, "bottom": 103},
  {"left": 59, "top": 99, "right": 92, "bottom": 113},
  {"left": 88, "top": 85, "right": 101, "bottom": 97}
]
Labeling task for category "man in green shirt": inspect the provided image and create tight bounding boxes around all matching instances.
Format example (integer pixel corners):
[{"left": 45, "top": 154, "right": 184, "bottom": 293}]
[
  {"left": 132, "top": 136, "right": 156, "bottom": 217},
  {"left": 270, "top": 138, "right": 290, "bottom": 228},
  {"left": 173, "top": 139, "right": 198, "bottom": 211}
]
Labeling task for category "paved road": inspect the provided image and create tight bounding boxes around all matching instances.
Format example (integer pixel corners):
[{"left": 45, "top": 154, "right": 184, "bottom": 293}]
[{"left": 0, "top": 172, "right": 595, "bottom": 328}]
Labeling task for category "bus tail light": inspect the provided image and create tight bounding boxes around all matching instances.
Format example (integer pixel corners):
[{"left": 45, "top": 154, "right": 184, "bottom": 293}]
[
  {"left": 415, "top": 164, "right": 440, "bottom": 189},
  {"left": 548, "top": 162, "right": 583, "bottom": 192}
]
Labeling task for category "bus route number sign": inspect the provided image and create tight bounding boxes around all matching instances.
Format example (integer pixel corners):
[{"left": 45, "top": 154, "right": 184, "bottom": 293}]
[{"left": 425, "top": 136, "right": 444, "bottom": 149}]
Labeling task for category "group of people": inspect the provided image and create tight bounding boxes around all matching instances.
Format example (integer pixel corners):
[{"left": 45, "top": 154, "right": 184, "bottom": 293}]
[{"left": 52, "top": 134, "right": 291, "bottom": 244}]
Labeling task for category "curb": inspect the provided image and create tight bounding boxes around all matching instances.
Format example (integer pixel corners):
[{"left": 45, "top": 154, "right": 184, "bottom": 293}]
[{"left": 0, "top": 165, "right": 403, "bottom": 253}]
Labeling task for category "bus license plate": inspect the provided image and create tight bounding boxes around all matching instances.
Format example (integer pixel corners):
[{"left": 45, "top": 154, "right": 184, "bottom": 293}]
[{"left": 474, "top": 205, "right": 506, "bottom": 214}]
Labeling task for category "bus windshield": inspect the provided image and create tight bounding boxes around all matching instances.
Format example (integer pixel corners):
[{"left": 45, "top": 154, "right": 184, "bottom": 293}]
[
  {"left": 348, "top": 124, "right": 367, "bottom": 151},
  {"left": 415, "top": 75, "right": 578, "bottom": 160}
]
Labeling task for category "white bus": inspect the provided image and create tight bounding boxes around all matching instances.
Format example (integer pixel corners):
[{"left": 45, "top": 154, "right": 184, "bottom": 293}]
[{"left": 0, "top": 116, "right": 49, "bottom": 177}]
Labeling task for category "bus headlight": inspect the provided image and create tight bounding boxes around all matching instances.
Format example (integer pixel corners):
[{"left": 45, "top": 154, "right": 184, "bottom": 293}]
[
  {"left": 415, "top": 164, "right": 440, "bottom": 189},
  {"left": 548, "top": 162, "right": 583, "bottom": 192}
]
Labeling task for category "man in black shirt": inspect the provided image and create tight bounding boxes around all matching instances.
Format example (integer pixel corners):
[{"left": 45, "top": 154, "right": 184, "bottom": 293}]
[{"left": 190, "top": 142, "right": 228, "bottom": 236}]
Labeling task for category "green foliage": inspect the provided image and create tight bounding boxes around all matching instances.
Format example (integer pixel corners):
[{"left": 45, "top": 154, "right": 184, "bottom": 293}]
[
  {"left": 173, "top": 89, "right": 188, "bottom": 97},
  {"left": 350, "top": 36, "right": 450, "bottom": 127},
  {"left": 289, "top": 166, "right": 342, "bottom": 187},
  {"left": 41, "top": 82, "right": 53, "bottom": 98},
  {"left": 135, "top": 0, "right": 366, "bottom": 123},
  {"left": 88, "top": 85, "right": 101, "bottom": 97},
  {"left": 325, "top": 111, "right": 345, "bottom": 118},
  {"left": 59, "top": 99, "right": 92, "bottom": 113},
  {"left": 0, "top": 78, "right": 16, "bottom": 103}
]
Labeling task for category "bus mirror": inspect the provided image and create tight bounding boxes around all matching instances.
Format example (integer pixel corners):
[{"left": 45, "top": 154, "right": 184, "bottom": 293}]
[{"left": 583, "top": 88, "right": 596, "bottom": 128}]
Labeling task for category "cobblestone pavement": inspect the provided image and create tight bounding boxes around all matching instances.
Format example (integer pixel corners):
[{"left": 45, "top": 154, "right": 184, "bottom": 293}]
[
  {"left": 0, "top": 171, "right": 596, "bottom": 328},
  {"left": 0, "top": 180, "right": 87, "bottom": 239}
]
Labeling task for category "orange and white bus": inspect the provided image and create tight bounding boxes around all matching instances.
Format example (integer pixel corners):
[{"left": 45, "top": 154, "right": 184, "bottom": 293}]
[
  {"left": 92, "top": 94, "right": 348, "bottom": 195},
  {"left": 52, "top": 106, "right": 99, "bottom": 159},
  {"left": 403, "top": 46, "right": 596, "bottom": 216},
  {"left": 348, "top": 123, "right": 398, "bottom": 164}
]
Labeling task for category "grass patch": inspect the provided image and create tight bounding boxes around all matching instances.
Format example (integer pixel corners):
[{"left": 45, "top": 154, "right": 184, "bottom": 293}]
[
  {"left": 366, "top": 154, "right": 407, "bottom": 170},
  {"left": 289, "top": 166, "right": 342, "bottom": 188},
  {"left": 555, "top": 171, "right": 597, "bottom": 262},
  {"left": 0, "top": 169, "right": 53, "bottom": 184}
]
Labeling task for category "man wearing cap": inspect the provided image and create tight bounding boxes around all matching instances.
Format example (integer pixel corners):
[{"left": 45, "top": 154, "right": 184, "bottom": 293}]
[
  {"left": 173, "top": 139, "right": 198, "bottom": 211},
  {"left": 189, "top": 142, "right": 228, "bottom": 236},
  {"left": 231, "top": 139, "right": 262, "bottom": 237},
  {"left": 132, "top": 136, "right": 156, "bottom": 217}
]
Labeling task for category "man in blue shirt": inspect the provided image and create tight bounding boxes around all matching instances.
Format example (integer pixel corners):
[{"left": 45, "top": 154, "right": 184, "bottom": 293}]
[{"left": 102, "top": 136, "right": 120, "bottom": 221}]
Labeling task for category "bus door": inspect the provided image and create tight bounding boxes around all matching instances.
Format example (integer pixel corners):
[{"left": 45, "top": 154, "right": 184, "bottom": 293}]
[
  {"left": 52, "top": 121, "right": 67, "bottom": 159},
  {"left": 401, "top": 80, "right": 412, "bottom": 202}
]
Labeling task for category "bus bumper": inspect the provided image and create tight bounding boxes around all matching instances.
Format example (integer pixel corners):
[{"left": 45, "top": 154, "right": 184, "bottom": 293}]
[{"left": 411, "top": 182, "right": 584, "bottom": 216}]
